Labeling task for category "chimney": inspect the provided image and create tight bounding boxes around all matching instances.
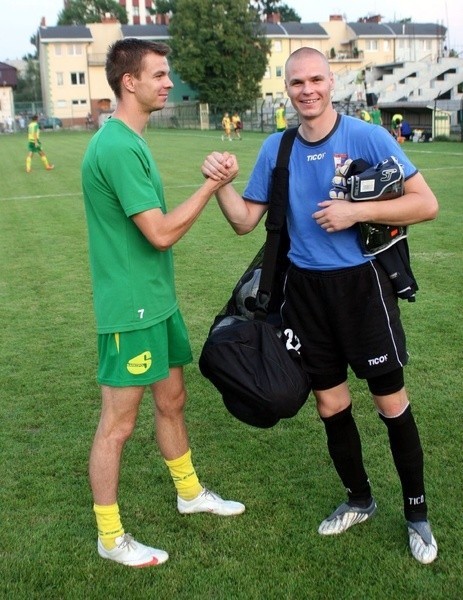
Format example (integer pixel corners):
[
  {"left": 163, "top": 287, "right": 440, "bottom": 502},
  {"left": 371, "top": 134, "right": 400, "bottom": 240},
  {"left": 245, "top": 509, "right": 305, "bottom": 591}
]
[
  {"left": 40, "top": 17, "right": 46, "bottom": 27},
  {"left": 266, "top": 12, "right": 281, "bottom": 24},
  {"left": 156, "top": 13, "right": 170, "bottom": 26},
  {"left": 102, "top": 12, "right": 118, "bottom": 24},
  {"left": 329, "top": 15, "right": 343, "bottom": 21}
]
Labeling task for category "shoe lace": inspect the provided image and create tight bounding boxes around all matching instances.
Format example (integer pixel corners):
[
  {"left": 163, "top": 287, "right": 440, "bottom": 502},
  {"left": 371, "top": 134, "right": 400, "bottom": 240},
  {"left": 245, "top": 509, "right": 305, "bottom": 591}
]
[
  {"left": 117, "top": 533, "right": 136, "bottom": 550},
  {"left": 201, "top": 488, "right": 219, "bottom": 501}
]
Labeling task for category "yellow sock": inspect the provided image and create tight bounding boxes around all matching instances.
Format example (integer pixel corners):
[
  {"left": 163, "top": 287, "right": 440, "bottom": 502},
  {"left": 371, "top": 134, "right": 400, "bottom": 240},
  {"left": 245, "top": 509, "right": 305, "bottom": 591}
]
[
  {"left": 26, "top": 157, "right": 31, "bottom": 171},
  {"left": 93, "top": 503, "right": 124, "bottom": 550},
  {"left": 165, "top": 449, "right": 202, "bottom": 500},
  {"left": 41, "top": 155, "right": 49, "bottom": 168}
]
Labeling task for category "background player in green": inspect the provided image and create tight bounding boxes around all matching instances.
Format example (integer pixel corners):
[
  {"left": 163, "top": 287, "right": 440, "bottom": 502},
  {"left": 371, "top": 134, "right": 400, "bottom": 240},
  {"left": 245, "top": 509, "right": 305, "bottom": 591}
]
[
  {"left": 370, "top": 104, "right": 383, "bottom": 126},
  {"left": 81, "top": 38, "right": 243, "bottom": 569},
  {"left": 25, "top": 115, "right": 54, "bottom": 173},
  {"left": 275, "top": 102, "right": 287, "bottom": 132}
]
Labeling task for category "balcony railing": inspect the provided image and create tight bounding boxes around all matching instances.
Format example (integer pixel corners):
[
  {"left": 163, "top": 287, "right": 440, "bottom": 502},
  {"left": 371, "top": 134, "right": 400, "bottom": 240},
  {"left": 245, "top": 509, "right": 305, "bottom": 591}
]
[{"left": 87, "top": 53, "right": 107, "bottom": 66}]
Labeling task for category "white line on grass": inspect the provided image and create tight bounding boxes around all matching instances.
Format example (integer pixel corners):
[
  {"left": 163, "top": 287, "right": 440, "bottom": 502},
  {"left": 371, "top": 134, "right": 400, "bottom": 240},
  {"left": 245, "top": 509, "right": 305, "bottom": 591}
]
[
  {"left": 1, "top": 160, "right": 460, "bottom": 204},
  {"left": 0, "top": 180, "right": 250, "bottom": 203}
]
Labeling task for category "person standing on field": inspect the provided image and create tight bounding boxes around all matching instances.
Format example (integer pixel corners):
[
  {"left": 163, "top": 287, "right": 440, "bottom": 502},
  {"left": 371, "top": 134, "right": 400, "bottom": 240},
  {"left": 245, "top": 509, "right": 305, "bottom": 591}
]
[
  {"left": 275, "top": 102, "right": 287, "bottom": 132},
  {"left": 221, "top": 112, "right": 232, "bottom": 141},
  {"left": 81, "top": 38, "right": 244, "bottom": 569},
  {"left": 25, "top": 115, "right": 54, "bottom": 173},
  {"left": 202, "top": 47, "right": 439, "bottom": 565},
  {"left": 370, "top": 104, "right": 383, "bottom": 126},
  {"left": 231, "top": 111, "right": 242, "bottom": 140}
]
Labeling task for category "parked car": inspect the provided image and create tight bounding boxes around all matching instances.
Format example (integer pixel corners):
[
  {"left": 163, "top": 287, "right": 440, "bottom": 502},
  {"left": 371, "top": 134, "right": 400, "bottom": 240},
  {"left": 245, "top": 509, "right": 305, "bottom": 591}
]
[{"left": 38, "top": 117, "right": 63, "bottom": 130}]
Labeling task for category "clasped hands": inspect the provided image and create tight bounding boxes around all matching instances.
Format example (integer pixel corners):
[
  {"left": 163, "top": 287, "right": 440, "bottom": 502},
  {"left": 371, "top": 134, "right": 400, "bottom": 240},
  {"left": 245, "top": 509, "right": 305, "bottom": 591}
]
[{"left": 202, "top": 151, "right": 238, "bottom": 184}]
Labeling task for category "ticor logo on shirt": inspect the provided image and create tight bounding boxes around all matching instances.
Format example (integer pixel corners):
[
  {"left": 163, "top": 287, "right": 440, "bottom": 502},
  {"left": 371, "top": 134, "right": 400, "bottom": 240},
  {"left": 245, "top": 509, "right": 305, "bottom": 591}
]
[{"left": 127, "top": 351, "right": 152, "bottom": 374}]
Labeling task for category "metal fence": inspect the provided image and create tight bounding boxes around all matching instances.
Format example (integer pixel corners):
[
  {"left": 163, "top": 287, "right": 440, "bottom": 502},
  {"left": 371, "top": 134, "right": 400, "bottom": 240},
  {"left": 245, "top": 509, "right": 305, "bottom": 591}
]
[{"left": 147, "top": 99, "right": 299, "bottom": 134}]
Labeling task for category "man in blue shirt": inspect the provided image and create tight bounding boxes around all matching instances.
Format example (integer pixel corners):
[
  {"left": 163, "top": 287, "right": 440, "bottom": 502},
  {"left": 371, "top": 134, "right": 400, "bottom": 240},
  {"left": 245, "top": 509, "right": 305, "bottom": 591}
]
[{"left": 202, "top": 47, "right": 439, "bottom": 564}]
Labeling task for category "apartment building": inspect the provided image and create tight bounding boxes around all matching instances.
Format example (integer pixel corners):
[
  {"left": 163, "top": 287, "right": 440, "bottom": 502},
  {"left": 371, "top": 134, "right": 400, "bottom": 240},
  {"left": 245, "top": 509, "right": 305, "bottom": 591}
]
[
  {"left": 118, "top": 0, "right": 158, "bottom": 25},
  {"left": 36, "top": 14, "right": 456, "bottom": 128}
]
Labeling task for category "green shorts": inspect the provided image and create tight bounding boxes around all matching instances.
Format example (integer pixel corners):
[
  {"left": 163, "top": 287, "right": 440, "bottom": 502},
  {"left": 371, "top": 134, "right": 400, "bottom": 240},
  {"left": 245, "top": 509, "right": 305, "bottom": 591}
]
[
  {"left": 28, "top": 141, "right": 42, "bottom": 153},
  {"left": 97, "top": 310, "right": 193, "bottom": 387}
]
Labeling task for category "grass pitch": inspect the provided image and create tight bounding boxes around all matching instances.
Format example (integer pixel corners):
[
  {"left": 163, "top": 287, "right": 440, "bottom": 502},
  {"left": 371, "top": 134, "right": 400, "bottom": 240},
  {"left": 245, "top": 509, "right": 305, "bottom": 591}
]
[{"left": 0, "top": 128, "right": 462, "bottom": 599}]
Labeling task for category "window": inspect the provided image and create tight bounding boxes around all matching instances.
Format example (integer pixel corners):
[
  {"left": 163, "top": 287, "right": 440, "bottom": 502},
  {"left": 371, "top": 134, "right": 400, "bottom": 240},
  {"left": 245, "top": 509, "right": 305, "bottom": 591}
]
[
  {"left": 276, "top": 66, "right": 283, "bottom": 78},
  {"left": 263, "top": 66, "right": 271, "bottom": 79},
  {"left": 71, "top": 72, "right": 86, "bottom": 85},
  {"left": 55, "top": 44, "right": 62, "bottom": 56},
  {"left": 273, "top": 41, "right": 282, "bottom": 53},
  {"left": 384, "top": 40, "right": 390, "bottom": 51},
  {"left": 67, "top": 44, "right": 83, "bottom": 56},
  {"left": 56, "top": 72, "right": 63, "bottom": 86},
  {"left": 72, "top": 99, "right": 88, "bottom": 105},
  {"left": 365, "top": 40, "right": 378, "bottom": 52}
]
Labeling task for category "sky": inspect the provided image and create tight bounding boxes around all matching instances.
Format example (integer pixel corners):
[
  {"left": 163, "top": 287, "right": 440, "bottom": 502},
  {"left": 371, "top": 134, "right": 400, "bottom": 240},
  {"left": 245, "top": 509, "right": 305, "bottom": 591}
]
[{"left": 1, "top": 0, "right": 462, "bottom": 62}]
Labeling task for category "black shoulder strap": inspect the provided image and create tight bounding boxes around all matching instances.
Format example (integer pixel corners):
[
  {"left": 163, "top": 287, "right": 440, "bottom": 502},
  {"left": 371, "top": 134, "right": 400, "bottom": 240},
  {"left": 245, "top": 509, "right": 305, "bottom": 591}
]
[
  {"left": 265, "top": 126, "right": 298, "bottom": 232},
  {"left": 255, "top": 126, "right": 298, "bottom": 319}
]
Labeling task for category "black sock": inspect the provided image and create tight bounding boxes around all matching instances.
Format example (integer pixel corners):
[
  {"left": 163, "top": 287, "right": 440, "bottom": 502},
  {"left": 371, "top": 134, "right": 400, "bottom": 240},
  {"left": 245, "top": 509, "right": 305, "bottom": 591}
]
[
  {"left": 379, "top": 405, "right": 428, "bottom": 522},
  {"left": 321, "top": 404, "right": 372, "bottom": 505}
]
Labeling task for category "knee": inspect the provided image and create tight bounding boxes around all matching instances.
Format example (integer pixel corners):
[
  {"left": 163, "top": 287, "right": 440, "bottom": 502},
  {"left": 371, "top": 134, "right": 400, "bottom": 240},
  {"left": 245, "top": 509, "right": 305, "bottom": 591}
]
[
  {"left": 156, "top": 387, "right": 187, "bottom": 418},
  {"left": 97, "top": 416, "right": 136, "bottom": 447}
]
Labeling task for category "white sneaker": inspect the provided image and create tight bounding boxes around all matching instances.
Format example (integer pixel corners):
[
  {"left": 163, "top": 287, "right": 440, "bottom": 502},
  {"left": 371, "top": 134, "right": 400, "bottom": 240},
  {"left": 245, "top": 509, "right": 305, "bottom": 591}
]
[
  {"left": 318, "top": 499, "right": 377, "bottom": 535},
  {"left": 177, "top": 488, "right": 245, "bottom": 516},
  {"left": 407, "top": 521, "right": 438, "bottom": 564},
  {"left": 97, "top": 533, "right": 168, "bottom": 567}
]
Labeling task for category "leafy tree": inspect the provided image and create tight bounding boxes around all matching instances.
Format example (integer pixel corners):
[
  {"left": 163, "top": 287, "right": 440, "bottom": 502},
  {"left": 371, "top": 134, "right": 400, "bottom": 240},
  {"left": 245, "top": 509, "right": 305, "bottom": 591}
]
[
  {"left": 155, "top": 0, "right": 177, "bottom": 13},
  {"left": 14, "top": 60, "right": 41, "bottom": 102},
  {"left": 156, "top": 1, "right": 300, "bottom": 22},
  {"left": 249, "top": 0, "right": 280, "bottom": 15},
  {"left": 278, "top": 4, "right": 301, "bottom": 22},
  {"left": 57, "top": 0, "right": 128, "bottom": 25},
  {"left": 168, "top": 0, "right": 270, "bottom": 110}
]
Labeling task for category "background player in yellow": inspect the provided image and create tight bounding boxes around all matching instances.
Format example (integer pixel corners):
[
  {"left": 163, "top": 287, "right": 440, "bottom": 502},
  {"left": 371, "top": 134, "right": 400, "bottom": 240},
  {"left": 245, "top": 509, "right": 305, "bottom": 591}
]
[
  {"left": 25, "top": 115, "right": 54, "bottom": 172},
  {"left": 275, "top": 102, "right": 287, "bottom": 132},
  {"left": 221, "top": 112, "right": 232, "bottom": 141},
  {"left": 231, "top": 111, "right": 242, "bottom": 140}
]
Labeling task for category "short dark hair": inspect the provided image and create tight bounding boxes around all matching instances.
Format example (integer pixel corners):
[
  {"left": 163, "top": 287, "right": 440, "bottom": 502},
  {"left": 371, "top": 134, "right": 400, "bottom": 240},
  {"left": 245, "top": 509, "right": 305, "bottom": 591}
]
[{"left": 106, "top": 38, "right": 171, "bottom": 98}]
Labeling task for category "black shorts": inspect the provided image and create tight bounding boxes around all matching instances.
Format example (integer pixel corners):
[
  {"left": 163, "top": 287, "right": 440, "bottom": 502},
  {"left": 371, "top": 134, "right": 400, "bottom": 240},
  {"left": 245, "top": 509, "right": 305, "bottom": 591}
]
[{"left": 281, "top": 261, "right": 407, "bottom": 388}]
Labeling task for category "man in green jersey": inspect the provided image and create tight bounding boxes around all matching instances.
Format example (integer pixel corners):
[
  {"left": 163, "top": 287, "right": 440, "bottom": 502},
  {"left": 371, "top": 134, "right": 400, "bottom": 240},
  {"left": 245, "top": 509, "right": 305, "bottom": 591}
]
[{"left": 81, "top": 39, "right": 243, "bottom": 569}]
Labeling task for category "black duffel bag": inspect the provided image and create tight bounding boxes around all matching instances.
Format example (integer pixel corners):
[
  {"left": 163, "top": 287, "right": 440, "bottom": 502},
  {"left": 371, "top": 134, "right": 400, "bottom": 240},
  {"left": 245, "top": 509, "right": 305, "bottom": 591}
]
[
  {"left": 199, "top": 128, "right": 310, "bottom": 428},
  {"left": 199, "top": 314, "right": 310, "bottom": 429}
]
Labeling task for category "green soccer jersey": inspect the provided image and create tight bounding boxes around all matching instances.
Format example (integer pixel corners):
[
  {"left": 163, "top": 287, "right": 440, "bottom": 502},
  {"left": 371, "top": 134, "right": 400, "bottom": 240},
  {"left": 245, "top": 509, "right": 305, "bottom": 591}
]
[{"left": 82, "top": 118, "right": 177, "bottom": 333}]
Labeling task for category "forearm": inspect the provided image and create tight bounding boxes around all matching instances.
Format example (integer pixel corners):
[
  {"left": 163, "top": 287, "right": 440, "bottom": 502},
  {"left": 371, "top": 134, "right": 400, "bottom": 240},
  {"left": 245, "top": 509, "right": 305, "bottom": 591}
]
[
  {"left": 352, "top": 193, "right": 437, "bottom": 226},
  {"left": 133, "top": 178, "right": 231, "bottom": 251},
  {"left": 316, "top": 172, "right": 439, "bottom": 232},
  {"left": 216, "top": 185, "right": 265, "bottom": 235}
]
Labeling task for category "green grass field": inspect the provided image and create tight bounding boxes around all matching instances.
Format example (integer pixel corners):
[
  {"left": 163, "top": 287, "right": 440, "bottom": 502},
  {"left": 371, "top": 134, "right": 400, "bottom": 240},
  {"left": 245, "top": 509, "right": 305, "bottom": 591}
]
[{"left": 1, "top": 128, "right": 462, "bottom": 599}]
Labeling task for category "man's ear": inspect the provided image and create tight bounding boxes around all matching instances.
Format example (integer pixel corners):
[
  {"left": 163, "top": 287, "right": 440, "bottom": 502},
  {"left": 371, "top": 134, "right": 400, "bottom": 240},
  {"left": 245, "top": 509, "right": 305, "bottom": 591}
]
[{"left": 121, "top": 72, "right": 135, "bottom": 93}]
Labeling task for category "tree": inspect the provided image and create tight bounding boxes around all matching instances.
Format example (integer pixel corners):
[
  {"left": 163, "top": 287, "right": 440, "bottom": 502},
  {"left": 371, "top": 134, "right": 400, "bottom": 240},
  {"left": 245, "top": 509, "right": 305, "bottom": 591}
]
[
  {"left": 14, "top": 60, "right": 41, "bottom": 103},
  {"left": 168, "top": 0, "right": 270, "bottom": 110},
  {"left": 278, "top": 4, "right": 301, "bottom": 22},
  {"left": 57, "top": 0, "right": 128, "bottom": 25},
  {"left": 249, "top": 1, "right": 280, "bottom": 16}
]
